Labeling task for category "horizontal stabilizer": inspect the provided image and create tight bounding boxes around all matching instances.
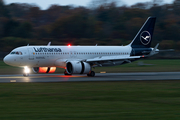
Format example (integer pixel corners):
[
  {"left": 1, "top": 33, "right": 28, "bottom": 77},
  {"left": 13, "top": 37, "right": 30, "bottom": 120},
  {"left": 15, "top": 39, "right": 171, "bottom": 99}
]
[
  {"left": 159, "top": 49, "right": 174, "bottom": 52},
  {"left": 149, "top": 43, "right": 159, "bottom": 56}
]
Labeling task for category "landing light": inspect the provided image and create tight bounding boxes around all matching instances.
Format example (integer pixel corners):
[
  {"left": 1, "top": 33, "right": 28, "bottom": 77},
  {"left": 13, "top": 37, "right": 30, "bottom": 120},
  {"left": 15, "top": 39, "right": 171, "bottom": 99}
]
[{"left": 24, "top": 66, "right": 30, "bottom": 74}]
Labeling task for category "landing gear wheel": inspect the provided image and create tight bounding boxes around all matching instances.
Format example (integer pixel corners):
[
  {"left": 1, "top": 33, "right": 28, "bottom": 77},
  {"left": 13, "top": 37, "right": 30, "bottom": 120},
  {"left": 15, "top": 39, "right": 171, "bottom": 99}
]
[
  {"left": 87, "top": 71, "right": 95, "bottom": 77},
  {"left": 23, "top": 73, "right": 29, "bottom": 77},
  {"left": 64, "top": 70, "right": 72, "bottom": 75}
]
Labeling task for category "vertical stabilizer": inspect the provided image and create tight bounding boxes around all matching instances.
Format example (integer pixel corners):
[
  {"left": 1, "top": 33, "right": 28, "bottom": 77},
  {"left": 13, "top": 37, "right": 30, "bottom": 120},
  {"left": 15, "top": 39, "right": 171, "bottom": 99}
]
[{"left": 129, "top": 17, "right": 156, "bottom": 48}]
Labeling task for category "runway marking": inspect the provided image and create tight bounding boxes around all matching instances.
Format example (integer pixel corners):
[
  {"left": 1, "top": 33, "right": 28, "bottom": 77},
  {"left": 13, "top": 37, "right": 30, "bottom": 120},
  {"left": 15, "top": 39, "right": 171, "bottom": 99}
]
[
  {"left": 100, "top": 71, "right": 106, "bottom": 73},
  {"left": 0, "top": 76, "right": 24, "bottom": 79},
  {"left": 10, "top": 80, "right": 16, "bottom": 82}
]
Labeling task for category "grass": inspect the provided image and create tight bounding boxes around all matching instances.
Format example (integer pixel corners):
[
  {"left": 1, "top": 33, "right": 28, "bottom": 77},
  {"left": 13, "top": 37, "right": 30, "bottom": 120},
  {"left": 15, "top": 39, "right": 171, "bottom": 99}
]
[
  {"left": 1, "top": 59, "right": 180, "bottom": 119},
  {"left": 1, "top": 59, "right": 180, "bottom": 74},
  {"left": 0, "top": 81, "right": 180, "bottom": 120}
]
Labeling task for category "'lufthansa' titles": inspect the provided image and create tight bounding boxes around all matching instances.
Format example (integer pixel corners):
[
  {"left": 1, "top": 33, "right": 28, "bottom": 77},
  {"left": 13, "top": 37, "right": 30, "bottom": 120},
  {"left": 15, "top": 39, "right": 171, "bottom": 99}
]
[{"left": 33, "top": 47, "right": 62, "bottom": 52}]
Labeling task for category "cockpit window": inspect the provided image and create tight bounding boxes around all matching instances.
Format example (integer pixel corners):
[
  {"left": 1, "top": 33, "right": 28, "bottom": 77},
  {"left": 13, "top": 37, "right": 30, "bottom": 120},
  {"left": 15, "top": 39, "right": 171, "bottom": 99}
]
[
  {"left": 16, "top": 52, "right": 19, "bottom": 55},
  {"left": 11, "top": 52, "right": 16, "bottom": 54},
  {"left": 11, "top": 51, "right": 23, "bottom": 55}
]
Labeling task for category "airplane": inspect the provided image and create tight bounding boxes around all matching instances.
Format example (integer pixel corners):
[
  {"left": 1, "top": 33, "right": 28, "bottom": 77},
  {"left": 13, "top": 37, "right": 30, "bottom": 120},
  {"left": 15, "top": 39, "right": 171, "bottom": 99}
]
[{"left": 3, "top": 16, "right": 159, "bottom": 77}]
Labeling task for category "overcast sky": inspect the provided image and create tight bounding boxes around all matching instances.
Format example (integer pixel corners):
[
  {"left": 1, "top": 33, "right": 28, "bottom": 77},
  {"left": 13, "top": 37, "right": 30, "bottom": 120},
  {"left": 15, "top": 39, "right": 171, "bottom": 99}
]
[{"left": 4, "top": 0, "right": 174, "bottom": 10}]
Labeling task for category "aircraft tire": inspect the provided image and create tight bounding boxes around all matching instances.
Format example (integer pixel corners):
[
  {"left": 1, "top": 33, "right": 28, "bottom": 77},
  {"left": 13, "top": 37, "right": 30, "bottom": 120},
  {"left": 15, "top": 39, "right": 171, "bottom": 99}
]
[
  {"left": 87, "top": 71, "right": 95, "bottom": 77},
  {"left": 23, "top": 73, "right": 29, "bottom": 77}
]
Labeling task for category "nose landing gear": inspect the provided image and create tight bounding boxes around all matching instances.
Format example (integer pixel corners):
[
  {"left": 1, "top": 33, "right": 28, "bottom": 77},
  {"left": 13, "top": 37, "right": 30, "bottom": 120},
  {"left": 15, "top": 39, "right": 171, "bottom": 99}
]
[{"left": 23, "top": 73, "right": 29, "bottom": 77}]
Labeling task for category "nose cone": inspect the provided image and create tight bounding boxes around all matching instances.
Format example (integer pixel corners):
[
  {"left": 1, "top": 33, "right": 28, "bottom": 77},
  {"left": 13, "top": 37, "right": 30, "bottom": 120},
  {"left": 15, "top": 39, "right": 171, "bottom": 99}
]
[{"left": 3, "top": 55, "right": 11, "bottom": 65}]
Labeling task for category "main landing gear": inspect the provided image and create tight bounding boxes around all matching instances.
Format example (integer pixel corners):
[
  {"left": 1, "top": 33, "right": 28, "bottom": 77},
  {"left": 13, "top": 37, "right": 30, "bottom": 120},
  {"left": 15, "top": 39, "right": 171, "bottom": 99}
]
[
  {"left": 87, "top": 71, "right": 95, "bottom": 77},
  {"left": 64, "top": 70, "right": 95, "bottom": 77},
  {"left": 64, "top": 70, "right": 72, "bottom": 75}
]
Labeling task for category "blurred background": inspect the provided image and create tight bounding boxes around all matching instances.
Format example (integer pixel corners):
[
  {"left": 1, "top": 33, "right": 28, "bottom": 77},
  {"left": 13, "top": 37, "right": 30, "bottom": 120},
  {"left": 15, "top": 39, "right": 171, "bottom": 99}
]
[{"left": 0, "top": 0, "right": 179, "bottom": 59}]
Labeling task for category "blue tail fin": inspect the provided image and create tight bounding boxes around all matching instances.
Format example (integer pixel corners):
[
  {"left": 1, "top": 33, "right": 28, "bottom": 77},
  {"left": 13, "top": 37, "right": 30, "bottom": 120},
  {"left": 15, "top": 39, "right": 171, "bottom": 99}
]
[{"left": 129, "top": 17, "right": 156, "bottom": 48}]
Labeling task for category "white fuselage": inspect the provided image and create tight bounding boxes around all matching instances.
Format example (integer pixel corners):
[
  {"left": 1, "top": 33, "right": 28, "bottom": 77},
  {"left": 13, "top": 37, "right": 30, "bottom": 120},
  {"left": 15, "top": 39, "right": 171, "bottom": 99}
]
[{"left": 4, "top": 45, "right": 132, "bottom": 68}]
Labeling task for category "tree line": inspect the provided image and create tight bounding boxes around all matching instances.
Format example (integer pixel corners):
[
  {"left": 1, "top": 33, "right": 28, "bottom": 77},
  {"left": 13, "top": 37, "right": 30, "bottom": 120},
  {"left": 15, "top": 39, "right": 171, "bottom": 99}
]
[{"left": 0, "top": 0, "right": 180, "bottom": 52}]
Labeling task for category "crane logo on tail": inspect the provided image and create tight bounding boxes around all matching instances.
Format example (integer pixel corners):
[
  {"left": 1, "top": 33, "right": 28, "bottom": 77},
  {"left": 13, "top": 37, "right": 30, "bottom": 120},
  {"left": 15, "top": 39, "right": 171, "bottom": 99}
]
[{"left": 140, "top": 31, "right": 151, "bottom": 45}]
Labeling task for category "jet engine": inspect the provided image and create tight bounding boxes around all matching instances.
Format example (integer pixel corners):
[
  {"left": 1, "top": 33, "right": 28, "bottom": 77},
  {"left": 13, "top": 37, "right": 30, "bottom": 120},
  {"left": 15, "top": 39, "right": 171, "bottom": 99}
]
[
  {"left": 66, "top": 61, "right": 91, "bottom": 74},
  {"left": 33, "top": 67, "right": 56, "bottom": 73}
]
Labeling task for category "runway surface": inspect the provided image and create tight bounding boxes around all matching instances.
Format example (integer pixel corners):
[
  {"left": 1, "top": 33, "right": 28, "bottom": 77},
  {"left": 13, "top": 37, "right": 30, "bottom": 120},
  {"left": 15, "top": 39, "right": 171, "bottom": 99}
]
[{"left": 0, "top": 72, "right": 180, "bottom": 83}]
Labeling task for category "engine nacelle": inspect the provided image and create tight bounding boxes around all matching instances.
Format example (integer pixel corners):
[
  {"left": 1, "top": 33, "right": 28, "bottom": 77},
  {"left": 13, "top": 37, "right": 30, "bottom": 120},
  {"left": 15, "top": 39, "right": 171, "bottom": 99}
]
[
  {"left": 66, "top": 61, "right": 91, "bottom": 74},
  {"left": 33, "top": 67, "right": 56, "bottom": 73}
]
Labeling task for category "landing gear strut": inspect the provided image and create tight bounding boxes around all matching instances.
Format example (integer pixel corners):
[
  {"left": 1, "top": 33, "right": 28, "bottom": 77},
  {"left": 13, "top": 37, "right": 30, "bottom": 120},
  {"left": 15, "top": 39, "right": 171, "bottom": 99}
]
[{"left": 87, "top": 71, "right": 95, "bottom": 77}]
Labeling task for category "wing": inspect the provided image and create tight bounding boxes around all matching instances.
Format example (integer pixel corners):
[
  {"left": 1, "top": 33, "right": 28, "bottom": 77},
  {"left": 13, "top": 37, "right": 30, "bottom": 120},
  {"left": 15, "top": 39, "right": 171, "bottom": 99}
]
[{"left": 85, "top": 55, "right": 141, "bottom": 63}]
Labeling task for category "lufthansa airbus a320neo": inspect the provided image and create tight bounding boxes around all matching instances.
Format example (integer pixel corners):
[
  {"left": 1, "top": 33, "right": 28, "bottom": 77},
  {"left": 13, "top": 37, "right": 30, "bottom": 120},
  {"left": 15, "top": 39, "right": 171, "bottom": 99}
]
[{"left": 3, "top": 17, "right": 159, "bottom": 77}]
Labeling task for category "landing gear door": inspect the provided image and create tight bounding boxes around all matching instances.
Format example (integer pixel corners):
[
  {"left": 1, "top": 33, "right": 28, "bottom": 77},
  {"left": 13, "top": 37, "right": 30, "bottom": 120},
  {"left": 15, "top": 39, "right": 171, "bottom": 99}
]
[{"left": 28, "top": 48, "right": 34, "bottom": 60}]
